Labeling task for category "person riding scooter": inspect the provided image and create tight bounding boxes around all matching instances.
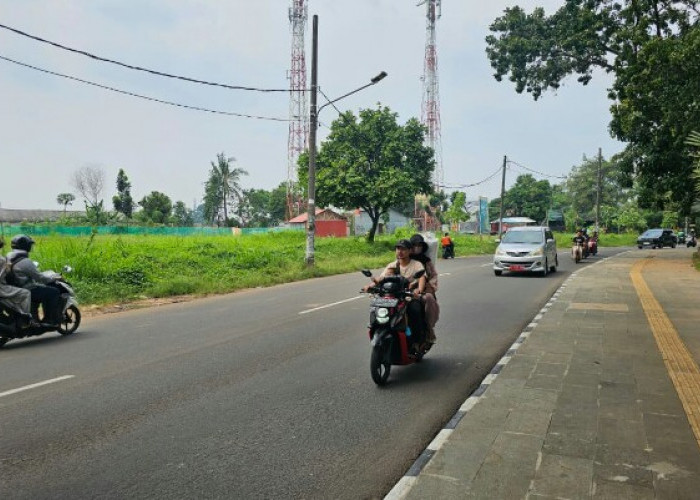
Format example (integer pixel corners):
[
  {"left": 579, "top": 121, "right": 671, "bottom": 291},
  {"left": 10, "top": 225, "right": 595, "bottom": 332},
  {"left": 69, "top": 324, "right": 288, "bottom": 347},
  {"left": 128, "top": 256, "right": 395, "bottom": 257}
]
[
  {"left": 6, "top": 235, "right": 62, "bottom": 326},
  {"left": 440, "top": 232, "right": 454, "bottom": 259},
  {"left": 0, "top": 238, "right": 37, "bottom": 328},
  {"left": 363, "top": 239, "right": 427, "bottom": 354}
]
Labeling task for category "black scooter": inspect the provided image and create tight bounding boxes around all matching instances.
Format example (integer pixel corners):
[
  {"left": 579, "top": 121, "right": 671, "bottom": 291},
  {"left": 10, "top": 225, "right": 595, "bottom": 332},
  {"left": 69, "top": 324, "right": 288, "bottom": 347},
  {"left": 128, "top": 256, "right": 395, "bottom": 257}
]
[{"left": 0, "top": 266, "right": 81, "bottom": 348}]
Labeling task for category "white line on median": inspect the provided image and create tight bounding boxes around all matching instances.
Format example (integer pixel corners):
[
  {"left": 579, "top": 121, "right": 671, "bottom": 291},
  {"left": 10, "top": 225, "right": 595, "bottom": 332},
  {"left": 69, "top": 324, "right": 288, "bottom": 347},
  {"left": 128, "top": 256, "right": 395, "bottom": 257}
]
[
  {"left": 0, "top": 375, "right": 75, "bottom": 398},
  {"left": 299, "top": 296, "right": 363, "bottom": 315}
]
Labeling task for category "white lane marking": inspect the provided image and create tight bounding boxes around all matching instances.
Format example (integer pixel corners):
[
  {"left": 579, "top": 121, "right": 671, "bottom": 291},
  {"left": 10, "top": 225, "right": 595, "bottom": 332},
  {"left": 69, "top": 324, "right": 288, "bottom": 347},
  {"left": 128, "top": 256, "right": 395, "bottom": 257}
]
[
  {"left": 299, "top": 296, "right": 363, "bottom": 315},
  {"left": 0, "top": 375, "right": 75, "bottom": 398},
  {"left": 480, "top": 263, "right": 492, "bottom": 268}
]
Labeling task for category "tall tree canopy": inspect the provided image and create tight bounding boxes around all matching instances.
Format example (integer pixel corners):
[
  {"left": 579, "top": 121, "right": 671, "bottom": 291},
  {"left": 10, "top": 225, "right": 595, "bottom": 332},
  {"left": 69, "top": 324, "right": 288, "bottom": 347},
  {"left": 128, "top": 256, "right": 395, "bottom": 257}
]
[
  {"left": 138, "top": 191, "right": 172, "bottom": 224},
  {"left": 489, "top": 174, "right": 553, "bottom": 224},
  {"left": 298, "top": 106, "right": 434, "bottom": 241},
  {"left": 486, "top": 1, "right": 700, "bottom": 211},
  {"left": 112, "top": 168, "right": 134, "bottom": 218}
]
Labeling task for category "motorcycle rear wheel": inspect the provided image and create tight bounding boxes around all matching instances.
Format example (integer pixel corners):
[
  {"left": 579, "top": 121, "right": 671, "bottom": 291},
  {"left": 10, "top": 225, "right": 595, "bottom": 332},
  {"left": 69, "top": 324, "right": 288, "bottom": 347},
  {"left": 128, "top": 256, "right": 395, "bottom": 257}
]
[
  {"left": 370, "top": 344, "right": 391, "bottom": 386},
  {"left": 58, "top": 305, "right": 81, "bottom": 335}
]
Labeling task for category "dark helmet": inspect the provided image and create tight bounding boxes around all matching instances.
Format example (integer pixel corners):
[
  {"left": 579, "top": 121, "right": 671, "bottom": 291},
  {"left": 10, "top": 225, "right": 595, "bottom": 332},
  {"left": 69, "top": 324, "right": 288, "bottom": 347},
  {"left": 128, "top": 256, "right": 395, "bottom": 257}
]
[
  {"left": 394, "top": 239, "right": 412, "bottom": 249},
  {"left": 10, "top": 234, "right": 35, "bottom": 252},
  {"left": 409, "top": 234, "right": 428, "bottom": 254}
]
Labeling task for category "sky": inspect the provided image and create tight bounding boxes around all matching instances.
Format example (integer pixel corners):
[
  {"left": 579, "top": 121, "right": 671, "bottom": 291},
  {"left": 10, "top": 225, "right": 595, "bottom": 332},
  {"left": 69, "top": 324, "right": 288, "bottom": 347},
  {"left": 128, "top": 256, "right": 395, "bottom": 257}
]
[{"left": 0, "top": 0, "right": 624, "bottom": 211}]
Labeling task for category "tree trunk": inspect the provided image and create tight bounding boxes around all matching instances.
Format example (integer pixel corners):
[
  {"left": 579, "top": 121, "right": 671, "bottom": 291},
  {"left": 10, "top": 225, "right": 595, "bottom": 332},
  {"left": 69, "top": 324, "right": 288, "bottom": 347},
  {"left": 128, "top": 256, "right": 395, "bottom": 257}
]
[{"left": 367, "top": 211, "right": 381, "bottom": 243}]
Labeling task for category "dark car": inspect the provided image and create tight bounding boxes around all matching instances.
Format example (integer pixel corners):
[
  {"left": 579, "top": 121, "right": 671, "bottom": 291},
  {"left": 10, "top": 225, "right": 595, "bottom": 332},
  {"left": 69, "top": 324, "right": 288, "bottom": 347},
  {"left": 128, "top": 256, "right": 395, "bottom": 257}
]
[{"left": 637, "top": 229, "right": 677, "bottom": 249}]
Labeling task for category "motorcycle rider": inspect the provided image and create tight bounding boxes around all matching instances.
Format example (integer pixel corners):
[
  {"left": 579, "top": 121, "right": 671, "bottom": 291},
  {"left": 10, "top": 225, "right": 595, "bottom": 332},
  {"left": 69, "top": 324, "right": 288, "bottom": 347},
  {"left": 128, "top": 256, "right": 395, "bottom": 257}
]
[
  {"left": 0, "top": 237, "right": 37, "bottom": 327},
  {"left": 440, "top": 232, "right": 454, "bottom": 258},
  {"left": 409, "top": 234, "right": 439, "bottom": 345},
  {"left": 6, "top": 235, "right": 61, "bottom": 326},
  {"left": 363, "top": 239, "right": 427, "bottom": 353}
]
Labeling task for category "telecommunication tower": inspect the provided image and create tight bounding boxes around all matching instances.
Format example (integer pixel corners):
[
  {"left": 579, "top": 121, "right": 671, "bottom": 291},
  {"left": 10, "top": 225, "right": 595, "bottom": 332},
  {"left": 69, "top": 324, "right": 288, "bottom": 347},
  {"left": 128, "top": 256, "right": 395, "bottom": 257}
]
[
  {"left": 287, "top": 0, "right": 309, "bottom": 219},
  {"left": 419, "top": 0, "right": 443, "bottom": 190}
]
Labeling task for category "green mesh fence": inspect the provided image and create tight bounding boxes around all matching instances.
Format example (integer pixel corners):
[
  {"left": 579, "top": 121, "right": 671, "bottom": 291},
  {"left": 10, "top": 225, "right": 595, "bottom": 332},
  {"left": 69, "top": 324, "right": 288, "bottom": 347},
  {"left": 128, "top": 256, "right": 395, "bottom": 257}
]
[{"left": 0, "top": 225, "right": 304, "bottom": 237}]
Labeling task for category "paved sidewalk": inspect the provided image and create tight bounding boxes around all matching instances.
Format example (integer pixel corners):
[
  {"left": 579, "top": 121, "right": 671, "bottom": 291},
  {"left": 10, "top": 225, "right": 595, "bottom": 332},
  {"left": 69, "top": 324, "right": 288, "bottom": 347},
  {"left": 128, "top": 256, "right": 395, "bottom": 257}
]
[{"left": 388, "top": 248, "right": 700, "bottom": 500}]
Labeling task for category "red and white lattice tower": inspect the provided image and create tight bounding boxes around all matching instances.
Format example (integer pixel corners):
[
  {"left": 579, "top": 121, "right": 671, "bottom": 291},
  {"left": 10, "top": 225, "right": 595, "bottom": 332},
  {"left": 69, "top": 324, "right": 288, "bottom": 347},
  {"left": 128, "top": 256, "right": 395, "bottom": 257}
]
[
  {"left": 420, "top": 0, "right": 443, "bottom": 190},
  {"left": 287, "top": 0, "right": 309, "bottom": 220}
]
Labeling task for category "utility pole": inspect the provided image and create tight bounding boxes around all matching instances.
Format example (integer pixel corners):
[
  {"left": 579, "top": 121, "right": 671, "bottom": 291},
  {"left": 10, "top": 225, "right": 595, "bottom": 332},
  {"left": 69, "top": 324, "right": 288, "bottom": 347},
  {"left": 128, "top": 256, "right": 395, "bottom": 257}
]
[
  {"left": 595, "top": 147, "right": 602, "bottom": 231},
  {"left": 498, "top": 155, "right": 507, "bottom": 239},
  {"left": 305, "top": 15, "right": 318, "bottom": 267}
]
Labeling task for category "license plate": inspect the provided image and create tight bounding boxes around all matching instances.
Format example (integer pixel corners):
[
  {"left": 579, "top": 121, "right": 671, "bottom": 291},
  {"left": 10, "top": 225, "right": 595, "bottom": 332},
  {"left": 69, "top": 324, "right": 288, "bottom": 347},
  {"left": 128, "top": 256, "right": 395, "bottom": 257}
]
[
  {"left": 371, "top": 297, "right": 398, "bottom": 307},
  {"left": 643, "top": 242, "right": 651, "bottom": 245},
  {"left": 509, "top": 265, "right": 525, "bottom": 271}
]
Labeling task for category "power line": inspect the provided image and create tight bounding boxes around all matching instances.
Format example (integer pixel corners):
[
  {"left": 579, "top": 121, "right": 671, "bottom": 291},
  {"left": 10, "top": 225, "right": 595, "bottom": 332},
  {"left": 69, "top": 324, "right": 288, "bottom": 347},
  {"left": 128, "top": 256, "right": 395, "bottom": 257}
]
[
  {"left": 0, "top": 54, "right": 292, "bottom": 122},
  {"left": 439, "top": 164, "right": 503, "bottom": 190},
  {"left": 507, "top": 159, "right": 567, "bottom": 180},
  {"left": 0, "top": 22, "right": 294, "bottom": 92}
]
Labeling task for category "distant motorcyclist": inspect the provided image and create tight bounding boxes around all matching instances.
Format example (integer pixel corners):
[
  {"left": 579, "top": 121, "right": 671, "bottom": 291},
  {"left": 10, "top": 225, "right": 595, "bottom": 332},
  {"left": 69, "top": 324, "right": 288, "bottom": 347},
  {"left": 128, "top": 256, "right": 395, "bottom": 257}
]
[
  {"left": 440, "top": 232, "right": 454, "bottom": 259},
  {"left": 6, "top": 235, "right": 61, "bottom": 326},
  {"left": 572, "top": 229, "right": 586, "bottom": 245},
  {"left": 409, "top": 234, "right": 439, "bottom": 346}
]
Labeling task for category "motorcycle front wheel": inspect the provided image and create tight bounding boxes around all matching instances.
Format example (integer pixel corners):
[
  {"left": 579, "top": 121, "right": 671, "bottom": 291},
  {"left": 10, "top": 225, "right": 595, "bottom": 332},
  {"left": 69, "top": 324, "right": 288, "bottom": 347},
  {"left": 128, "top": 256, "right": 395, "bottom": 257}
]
[
  {"left": 58, "top": 305, "right": 81, "bottom": 335},
  {"left": 370, "top": 344, "right": 391, "bottom": 386}
]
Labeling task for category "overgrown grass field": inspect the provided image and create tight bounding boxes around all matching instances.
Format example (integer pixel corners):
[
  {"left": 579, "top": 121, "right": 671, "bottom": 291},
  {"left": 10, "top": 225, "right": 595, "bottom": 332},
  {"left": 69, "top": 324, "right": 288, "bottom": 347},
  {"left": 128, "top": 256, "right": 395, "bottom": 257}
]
[
  {"left": 21, "top": 230, "right": 638, "bottom": 307},
  {"left": 27, "top": 232, "right": 497, "bottom": 305}
]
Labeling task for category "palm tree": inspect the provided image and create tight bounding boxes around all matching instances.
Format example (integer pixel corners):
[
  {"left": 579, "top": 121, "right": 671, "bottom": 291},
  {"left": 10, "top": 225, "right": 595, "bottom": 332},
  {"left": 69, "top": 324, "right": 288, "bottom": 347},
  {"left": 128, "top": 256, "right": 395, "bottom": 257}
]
[
  {"left": 56, "top": 192, "right": 76, "bottom": 216},
  {"left": 209, "top": 153, "right": 248, "bottom": 223}
]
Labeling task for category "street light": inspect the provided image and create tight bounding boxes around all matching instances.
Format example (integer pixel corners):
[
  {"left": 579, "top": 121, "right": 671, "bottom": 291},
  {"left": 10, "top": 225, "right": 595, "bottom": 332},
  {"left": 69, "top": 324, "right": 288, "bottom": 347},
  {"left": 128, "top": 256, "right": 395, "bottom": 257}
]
[{"left": 304, "top": 14, "right": 387, "bottom": 266}]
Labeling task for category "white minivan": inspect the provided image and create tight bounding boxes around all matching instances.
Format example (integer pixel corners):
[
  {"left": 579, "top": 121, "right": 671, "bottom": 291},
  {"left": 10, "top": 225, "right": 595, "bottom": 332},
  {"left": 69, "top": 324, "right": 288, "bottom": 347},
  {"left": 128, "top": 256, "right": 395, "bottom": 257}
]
[{"left": 493, "top": 226, "right": 558, "bottom": 277}]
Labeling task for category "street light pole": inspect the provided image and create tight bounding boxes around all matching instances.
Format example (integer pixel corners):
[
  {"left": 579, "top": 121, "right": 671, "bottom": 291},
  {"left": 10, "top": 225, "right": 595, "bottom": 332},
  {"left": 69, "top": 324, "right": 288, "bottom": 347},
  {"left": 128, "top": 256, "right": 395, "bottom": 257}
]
[{"left": 303, "top": 14, "right": 387, "bottom": 266}]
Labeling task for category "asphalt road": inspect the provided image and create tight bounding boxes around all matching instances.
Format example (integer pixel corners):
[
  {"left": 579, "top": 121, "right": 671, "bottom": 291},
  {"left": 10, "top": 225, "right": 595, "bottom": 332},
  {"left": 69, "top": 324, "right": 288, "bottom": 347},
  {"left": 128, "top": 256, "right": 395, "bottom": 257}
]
[{"left": 0, "top": 247, "right": 627, "bottom": 499}]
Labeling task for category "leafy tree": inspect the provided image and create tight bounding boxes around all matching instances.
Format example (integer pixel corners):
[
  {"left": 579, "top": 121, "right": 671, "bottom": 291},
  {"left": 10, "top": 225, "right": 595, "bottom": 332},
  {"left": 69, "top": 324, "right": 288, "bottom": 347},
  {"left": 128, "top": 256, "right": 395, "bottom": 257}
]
[
  {"left": 490, "top": 174, "right": 552, "bottom": 224},
  {"left": 615, "top": 200, "right": 648, "bottom": 232},
  {"left": 203, "top": 174, "right": 223, "bottom": 226},
  {"left": 56, "top": 192, "right": 75, "bottom": 215},
  {"left": 205, "top": 153, "right": 249, "bottom": 225},
  {"left": 172, "top": 201, "right": 194, "bottom": 227},
  {"left": 237, "top": 188, "right": 272, "bottom": 227},
  {"left": 298, "top": 106, "right": 434, "bottom": 242},
  {"left": 687, "top": 131, "right": 700, "bottom": 207},
  {"left": 443, "top": 191, "right": 470, "bottom": 228},
  {"left": 269, "top": 183, "right": 290, "bottom": 225},
  {"left": 138, "top": 191, "right": 172, "bottom": 224},
  {"left": 112, "top": 168, "right": 134, "bottom": 218},
  {"left": 486, "top": 1, "right": 700, "bottom": 211},
  {"left": 565, "top": 154, "right": 629, "bottom": 226}
]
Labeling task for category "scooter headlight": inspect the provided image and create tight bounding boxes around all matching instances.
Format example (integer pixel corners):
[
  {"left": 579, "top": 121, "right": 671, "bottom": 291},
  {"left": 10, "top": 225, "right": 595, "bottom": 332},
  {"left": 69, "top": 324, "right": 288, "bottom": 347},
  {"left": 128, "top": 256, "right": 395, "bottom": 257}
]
[{"left": 376, "top": 308, "right": 390, "bottom": 324}]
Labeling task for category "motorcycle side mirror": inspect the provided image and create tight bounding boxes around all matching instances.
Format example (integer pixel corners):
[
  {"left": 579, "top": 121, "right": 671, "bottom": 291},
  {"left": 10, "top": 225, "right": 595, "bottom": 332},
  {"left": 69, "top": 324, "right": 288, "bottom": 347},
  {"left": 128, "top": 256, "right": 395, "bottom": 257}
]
[
  {"left": 361, "top": 269, "right": 373, "bottom": 277},
  {"left": 413, "top": 270, "right": 425, "bottom": 279},
  {"left": 62, "top": 265, "right": 73, "bottom": 274}
]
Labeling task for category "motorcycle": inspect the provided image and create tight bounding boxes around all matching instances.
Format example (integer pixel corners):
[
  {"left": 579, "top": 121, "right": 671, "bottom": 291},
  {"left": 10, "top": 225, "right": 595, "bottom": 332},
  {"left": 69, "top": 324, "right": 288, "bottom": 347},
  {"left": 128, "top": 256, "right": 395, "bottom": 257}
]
[
  {"left": 587, "top": 238, "right": 598, "bottom": 256},
  {"left": 360, "top": 269, "right": 427, "bottom": 386},
  {"left": 571, "top": 242, "right": 584, "bottom": 263},
  {"left": 0, "top": 265, "right": 81, "bottom": 348},
  {"left": 442, "top": 245, "right": 455, "bottom": 259},
  {"left": 688, "top": 236, "right": 697, "bottom": 248}
]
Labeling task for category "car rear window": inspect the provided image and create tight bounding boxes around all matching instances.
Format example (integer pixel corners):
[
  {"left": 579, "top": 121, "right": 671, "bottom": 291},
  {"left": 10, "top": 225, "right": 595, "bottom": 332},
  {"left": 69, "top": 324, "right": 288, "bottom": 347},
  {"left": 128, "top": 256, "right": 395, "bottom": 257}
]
[{"left": 502, "top": 231, "right": 544, "bottom": 244}]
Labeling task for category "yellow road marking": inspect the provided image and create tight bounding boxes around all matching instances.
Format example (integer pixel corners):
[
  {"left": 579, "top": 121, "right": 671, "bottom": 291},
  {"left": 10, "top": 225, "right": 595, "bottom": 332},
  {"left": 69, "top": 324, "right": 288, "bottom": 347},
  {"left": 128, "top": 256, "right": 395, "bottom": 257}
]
[{"left": 631, "top": 258, "right": 700, "bottom": 450}]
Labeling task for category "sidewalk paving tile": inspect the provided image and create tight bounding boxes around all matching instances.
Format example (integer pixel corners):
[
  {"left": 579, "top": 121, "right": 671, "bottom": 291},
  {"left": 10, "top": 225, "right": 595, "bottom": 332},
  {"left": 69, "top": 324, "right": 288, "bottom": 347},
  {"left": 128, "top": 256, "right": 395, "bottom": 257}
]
[
  {"left": 398, "top": 250, "right": 700, "bottom": 500},
  {"left": 530, "top": 453, "right": 593, "bottom": 499}
]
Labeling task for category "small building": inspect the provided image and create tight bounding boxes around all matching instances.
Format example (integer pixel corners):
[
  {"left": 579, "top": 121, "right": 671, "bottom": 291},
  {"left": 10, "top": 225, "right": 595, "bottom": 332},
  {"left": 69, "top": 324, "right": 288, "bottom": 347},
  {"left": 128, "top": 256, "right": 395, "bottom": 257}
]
[
  {"left": 288, "top": 208, "right": 348, "bottom": 237},
  {"left": 351, "top": 208, "right": 412, "bottom": 236},
  {"left": 490, "top": 216, "right": 536, "bottom": 235}
]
